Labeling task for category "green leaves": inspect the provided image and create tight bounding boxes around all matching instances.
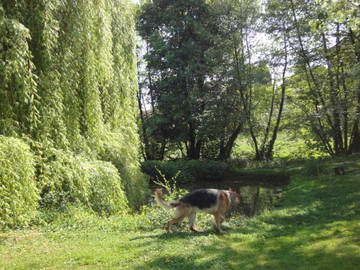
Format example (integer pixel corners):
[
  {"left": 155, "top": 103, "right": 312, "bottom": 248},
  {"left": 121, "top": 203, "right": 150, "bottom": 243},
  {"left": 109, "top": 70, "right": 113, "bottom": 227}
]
[
  {"left": 0, "top": 11, "right": 38, "bottom": 136},
  {"left": 0, "top": 0, "right": 146, "bottom": 214},
  {"left": 36, "top": 147, "right": 129, "bottom": 215},
  {"left": 0, "top": 136, "right": 39, "bottom": 230}
]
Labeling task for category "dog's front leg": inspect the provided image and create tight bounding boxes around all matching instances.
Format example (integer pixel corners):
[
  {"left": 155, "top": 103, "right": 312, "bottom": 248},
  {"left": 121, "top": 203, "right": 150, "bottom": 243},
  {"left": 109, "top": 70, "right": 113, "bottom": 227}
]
[
  {"left": 189, "top": 212, "right": 203, "bottom": 233},
  {"left": 213, "top": 213, "right": 224, "bottom": 233}
]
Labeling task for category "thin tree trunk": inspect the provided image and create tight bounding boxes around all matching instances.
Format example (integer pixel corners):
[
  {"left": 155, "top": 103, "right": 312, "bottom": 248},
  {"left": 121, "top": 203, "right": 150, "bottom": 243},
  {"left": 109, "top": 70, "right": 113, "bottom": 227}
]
[
  {"left": 266, "top": 35, "right": 288, "bottom": 160},
  {"left": 289, "top": 0, "right": 336, "bottom": 154},
  {"left": 218, "top": 122, "right": 243, "bottom": 160},
  {"left": 321, "top": 31, "right": 344, "bottom": 154},
  {"left": 348, "top": 28, "right": 360, "bottom": 153},
  {"left": 260, "top": 79, "right": 276, "bottom": 156},
  {"left": 137, "top": 90, "right": 148, "bottom": 160}
]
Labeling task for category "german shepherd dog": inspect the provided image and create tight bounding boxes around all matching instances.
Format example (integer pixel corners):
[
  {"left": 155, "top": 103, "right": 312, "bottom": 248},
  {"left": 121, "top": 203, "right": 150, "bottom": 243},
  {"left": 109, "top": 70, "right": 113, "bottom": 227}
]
[{"left": 155, "top": 188, "right": 240, "bottom": 233}]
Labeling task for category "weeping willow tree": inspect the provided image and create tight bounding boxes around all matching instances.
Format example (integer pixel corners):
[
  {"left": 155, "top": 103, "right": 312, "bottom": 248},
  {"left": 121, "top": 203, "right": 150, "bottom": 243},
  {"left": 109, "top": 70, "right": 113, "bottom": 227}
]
[{"left": 0, "top": 0, "right": 146, "bottom": 210}]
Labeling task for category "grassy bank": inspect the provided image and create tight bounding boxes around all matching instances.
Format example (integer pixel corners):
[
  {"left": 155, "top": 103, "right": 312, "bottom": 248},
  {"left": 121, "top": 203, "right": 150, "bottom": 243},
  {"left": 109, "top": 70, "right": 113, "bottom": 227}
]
[{"left": 1, "top": 170, "right": 360, "bottom": 269}]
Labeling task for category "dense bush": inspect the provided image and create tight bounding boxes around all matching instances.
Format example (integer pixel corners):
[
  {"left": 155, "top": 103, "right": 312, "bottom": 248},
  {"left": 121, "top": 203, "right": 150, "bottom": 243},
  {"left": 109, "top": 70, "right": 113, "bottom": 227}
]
[
  {"left": 141, "top": 160, "right": 234, "bottom": 183},
  {"left": 99, "top": 132, "right": 148, "bottom": 209},
  {"left": 0, "top": 137, "right": 39, "bottom": 230},
  {"left": 37, "top": 148, "right": 91, "bottom": 209},
  {"left": 85, "top": 160, "right": 128, "bottom": 215},
  {"left": 141, "top": 160, "right": 194, "bottom": 183},
  {"left": 141, "top": 159, "right": 290, "bottom": 185},
  {"left": 0, "top": 0, "right": 147, "bottom": 213},
  {"left": 36, "top": 146, "right": 129, "bottom": 215}
]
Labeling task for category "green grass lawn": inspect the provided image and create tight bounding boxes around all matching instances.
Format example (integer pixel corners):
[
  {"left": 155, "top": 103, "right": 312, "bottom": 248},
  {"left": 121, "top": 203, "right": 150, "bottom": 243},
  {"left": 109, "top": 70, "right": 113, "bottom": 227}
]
[{"left": 1, "top": 170, "right": 360, "bottom": 269}]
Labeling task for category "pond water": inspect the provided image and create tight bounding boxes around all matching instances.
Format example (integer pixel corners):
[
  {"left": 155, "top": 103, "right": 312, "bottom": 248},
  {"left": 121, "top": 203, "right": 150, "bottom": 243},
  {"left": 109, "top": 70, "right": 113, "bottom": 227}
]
[
  {"left": 150, "top": 180, "right": 283, "bottom": 217},
  {"left": 236, "top": 185, "right": 279, "bottom": 217}
]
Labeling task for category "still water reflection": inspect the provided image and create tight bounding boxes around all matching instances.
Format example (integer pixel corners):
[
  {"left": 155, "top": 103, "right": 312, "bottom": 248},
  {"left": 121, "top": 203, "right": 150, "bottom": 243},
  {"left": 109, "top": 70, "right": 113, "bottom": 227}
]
[
  {"left": 174, "top": 182, "right": 282, "bottom": 217},
  {"left": 237, "top": 186, "right": 278, "bottom": 217}
]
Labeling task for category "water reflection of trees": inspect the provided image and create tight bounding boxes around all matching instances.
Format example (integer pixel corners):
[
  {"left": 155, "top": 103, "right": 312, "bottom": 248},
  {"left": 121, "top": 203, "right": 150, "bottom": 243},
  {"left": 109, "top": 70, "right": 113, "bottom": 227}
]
[{"left": 238, "top": 186, "right": 275, "bottom": 217}]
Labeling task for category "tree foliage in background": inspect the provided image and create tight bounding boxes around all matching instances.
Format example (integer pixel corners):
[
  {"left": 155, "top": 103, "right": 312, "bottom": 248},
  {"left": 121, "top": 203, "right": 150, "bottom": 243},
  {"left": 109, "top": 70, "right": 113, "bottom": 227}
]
[
  {"left": 138, "top": 0, "right": 275, "bottom": 160},
  {"left": 265, "top": 0, "right": 360, "bottom": 156},
  {"left": 138, "top": 0, "right": 360, "bottom": 160},
  {"left": 138, "top": 0, "right": 224, "bottom": 160}
]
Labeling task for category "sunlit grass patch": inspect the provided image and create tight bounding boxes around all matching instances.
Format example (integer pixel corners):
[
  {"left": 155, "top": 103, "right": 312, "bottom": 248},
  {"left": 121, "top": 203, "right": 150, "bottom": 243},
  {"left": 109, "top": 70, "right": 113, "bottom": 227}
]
[{"left": 1, "top": 165, "right": 360, "bottom": 269}]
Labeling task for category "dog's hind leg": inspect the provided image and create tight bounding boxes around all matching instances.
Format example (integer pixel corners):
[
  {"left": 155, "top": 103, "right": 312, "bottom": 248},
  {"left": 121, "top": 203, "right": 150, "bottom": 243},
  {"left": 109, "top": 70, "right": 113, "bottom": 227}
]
[
  {"left": 167, "top": 205, "right": 190, "bottom": 233},
  {"left": 220, "top": 215, "right": 225, "bottom": 224},
  {"left": 189, "top": 212, "right": 203, "bottom": 233}
]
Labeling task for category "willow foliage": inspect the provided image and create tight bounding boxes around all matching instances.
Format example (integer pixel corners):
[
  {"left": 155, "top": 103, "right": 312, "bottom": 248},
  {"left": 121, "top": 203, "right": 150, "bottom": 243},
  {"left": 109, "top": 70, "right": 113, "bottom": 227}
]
[
  {"left": 0, "top": 0, "right": 146, "bottom": 221},
  {"left": 0, "top": 137, "right": 39, "bottom": 230},
  {"left": 36, "top": 146, "right": 128, "bottom": 215},
  {"left": 0, "top": 6, "right": 38, "bottom": 136}
]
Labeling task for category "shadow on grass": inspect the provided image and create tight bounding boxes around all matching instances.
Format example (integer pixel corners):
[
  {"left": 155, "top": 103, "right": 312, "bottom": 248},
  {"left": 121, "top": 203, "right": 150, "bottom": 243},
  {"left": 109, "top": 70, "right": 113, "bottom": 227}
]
[
  {"left": 133, "top": 254, "right": 214, "bottom": 270},
  {"left": 130, "top": 229, "right": 221, "bottom": 241},
  {"left": 130, "top": 219, "right": 360, "bottom": 270},
  {"left": 202, "top": 228, "right": 360, "bottom": 270},
  {"left": 130, "top": 175, "right": 360, "bottom": 269}
]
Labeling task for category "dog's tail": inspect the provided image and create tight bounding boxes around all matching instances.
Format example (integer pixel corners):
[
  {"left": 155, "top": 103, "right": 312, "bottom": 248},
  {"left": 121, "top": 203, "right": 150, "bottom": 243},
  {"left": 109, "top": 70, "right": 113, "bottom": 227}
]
[{"left": 154, "top": 189, "right": 179, "bottom": 208}]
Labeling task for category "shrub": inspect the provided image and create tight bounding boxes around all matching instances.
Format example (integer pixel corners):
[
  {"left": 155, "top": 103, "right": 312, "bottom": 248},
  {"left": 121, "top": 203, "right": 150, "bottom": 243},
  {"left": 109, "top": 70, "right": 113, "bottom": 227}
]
[
  {"left": 85, "top": 160, "right": 128, "bottom": 215},
  {"left": 185, "top": 160, "right": 230, "bottom": 182},
  {"left": 139, "top": 170, "right": 190, "bottom": 231},
  {"left": 37, "top": 147, "right": 91, "bottom": 209},
  {"left": 36, "top": 146, "right": 129, "bottom": 215},
  {"left": 141, "top": 160, "right": 193, "bottom": 184},
  {"left": 141, "top": 159, "right": 290, "bottom": 186},
  {"left": 99, "top": 132, "right": 148, "bottom": 209},
  {"left": 0, "top": 136, "right": 39, "bottom": 230},
  {"left": 226, "top": 158, "right": 248, "bottom": 169},
  {"left": 141, "top": 160, "right": 232, "bottom": 183},
  {"left": 139, "top": 171, "right": 220, "bottom": 232}
]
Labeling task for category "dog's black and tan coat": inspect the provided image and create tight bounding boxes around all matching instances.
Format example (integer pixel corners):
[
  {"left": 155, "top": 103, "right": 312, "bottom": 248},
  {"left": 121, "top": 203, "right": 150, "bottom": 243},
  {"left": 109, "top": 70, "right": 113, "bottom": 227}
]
[{"left": 155, "top": 188, "right": 240, "bottom": 233}]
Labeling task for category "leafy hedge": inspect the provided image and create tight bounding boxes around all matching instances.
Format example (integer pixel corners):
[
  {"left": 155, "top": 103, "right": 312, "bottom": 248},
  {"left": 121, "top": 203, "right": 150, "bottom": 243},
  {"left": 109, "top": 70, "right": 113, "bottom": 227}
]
[
  {"left": 36, "top": 146, "right": 129, "bottom": 215},
  {"left": 0, "top": 137, "right": 39, "bottom": 230},
  {"left": 141, "top": 160, "right": 235, "bottom": 183},
  {"left": 37, "top": 148, "right": 91, "bottom": 209},
  {"left": 0, "top": 137, "right": 132, "bottom": 230},
  {"left": 99, "top": 132, "right": 148, "bottom": 209},
  {"left": 86, "top": 160, "right": 128, "bottom": 215},
  {"left": 141, "top": 160, "right": 290, "bottom": 185}
]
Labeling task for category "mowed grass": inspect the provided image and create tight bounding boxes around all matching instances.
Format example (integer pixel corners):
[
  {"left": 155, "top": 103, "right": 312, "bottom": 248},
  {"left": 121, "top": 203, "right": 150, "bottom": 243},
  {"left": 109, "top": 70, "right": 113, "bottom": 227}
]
[{"left": 1, "top": 169, "right": 360, "bottom": 269}]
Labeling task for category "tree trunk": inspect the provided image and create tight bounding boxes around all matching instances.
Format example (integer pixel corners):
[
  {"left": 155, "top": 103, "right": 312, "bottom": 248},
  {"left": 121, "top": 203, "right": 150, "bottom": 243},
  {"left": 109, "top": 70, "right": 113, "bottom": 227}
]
[
  {"left": 348, "top": 28, "right": 360, "bottom": 153},
  {"left": 321, "top": 32, "right": 344, "bottom": 154},
  {"left": 218, "top": 122, "right": 243, "bottom": 160},
  {"left": 289, "top": 0, "right": 337, "bottom": 155},
  {"left": 187, "top": 122, "right": 202, "bottom": 159}
]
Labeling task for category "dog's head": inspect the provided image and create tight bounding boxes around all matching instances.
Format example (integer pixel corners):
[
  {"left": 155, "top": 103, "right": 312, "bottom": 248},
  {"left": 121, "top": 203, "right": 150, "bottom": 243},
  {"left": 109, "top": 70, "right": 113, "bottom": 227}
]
[{"left": 228, "top": 188, "right": 241, "bottom": 206}]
